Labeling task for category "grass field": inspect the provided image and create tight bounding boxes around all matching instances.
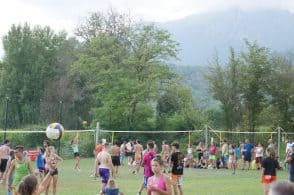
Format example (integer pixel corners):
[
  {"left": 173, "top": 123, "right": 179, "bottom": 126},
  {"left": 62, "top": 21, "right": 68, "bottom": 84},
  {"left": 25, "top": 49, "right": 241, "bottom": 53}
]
[{"left": 0, "top": 158, "right": 289, "bottom": 195}]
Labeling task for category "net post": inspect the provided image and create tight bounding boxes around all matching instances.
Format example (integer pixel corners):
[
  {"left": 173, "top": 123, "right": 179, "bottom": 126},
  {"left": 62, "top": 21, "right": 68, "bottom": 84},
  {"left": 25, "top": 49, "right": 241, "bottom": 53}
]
[
  {"left": 277, "top": 127, "right": 281, "bottom": 159},
  {"left": 220, "top": 132, "right": 222, "bottom": 146},
  {"left": 188, "top": 131, "right": 191, "bottom": 146},
  {"left": 95, "top": 122, "right": 100, "bottom": 145},
  {"left": 112, "top": 131, "right": 114, "bottom": 144},
  {"left": 205, "top": 125, "right": 208, "bottom": 151}
]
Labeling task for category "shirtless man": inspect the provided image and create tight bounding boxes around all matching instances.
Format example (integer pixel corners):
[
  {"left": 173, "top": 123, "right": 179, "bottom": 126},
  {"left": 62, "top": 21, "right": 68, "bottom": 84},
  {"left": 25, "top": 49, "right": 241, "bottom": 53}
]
[
  {"left": 95, "top": 142, "right": 114, "bottom": 192},
  {"left": 161, "top": 140, "right": 170, "bottom": 173},
  {"left": 120, "top": 141, "right": 126, "bottom": 165},
  {"left": 133, "top": 140, "right": 143, "bottom": 174},
  {"left": 0, "top": 139, "right": 10, "bottom": 181},
  {"left": 111, "top": 141, "right": 120, "bottom": 177}
]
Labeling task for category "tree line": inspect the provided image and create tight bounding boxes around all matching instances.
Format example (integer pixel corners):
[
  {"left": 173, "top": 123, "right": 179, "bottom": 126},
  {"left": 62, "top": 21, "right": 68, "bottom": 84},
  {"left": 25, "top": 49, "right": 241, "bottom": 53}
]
[{"left": 0, "top": 10, "right": 293, "bottom": 135}]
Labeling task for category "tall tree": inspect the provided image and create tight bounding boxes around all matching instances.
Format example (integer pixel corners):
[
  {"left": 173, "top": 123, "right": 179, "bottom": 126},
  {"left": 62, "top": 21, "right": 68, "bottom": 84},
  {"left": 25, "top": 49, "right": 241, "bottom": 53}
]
[
  {"left": 241, "top": 40, "right": 271, "bottom": 133},
  {"left": 71, "top": 10, "right": 179, "bottom": 131},
  {"left": 206, "top": 48, "right": 242, "bottom": 130},
  {"left": 0, "top": 23, "right": 67, "bottom": 126},
  {"left": 265, "top": 55, "right": 294, "bottom": 130}
]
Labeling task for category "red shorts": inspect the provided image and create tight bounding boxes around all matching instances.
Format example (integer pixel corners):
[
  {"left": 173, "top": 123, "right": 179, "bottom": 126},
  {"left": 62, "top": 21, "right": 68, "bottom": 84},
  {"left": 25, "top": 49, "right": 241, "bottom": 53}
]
[
  {"left": 255, "top": 157, "right": 262, "bottom": 164},
  {"left": 262, "top": 175, "right": 276, "bottom": 184}
]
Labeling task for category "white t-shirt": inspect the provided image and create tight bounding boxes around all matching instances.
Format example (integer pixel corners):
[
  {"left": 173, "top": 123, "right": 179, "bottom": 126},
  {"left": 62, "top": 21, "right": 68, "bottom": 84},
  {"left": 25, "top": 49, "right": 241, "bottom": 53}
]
[
  {"left": 255, "top": 147, "right": 263, "bottom": 157},
  {"left": 286, "top": 142, "right": 293, "bottom": 152}
]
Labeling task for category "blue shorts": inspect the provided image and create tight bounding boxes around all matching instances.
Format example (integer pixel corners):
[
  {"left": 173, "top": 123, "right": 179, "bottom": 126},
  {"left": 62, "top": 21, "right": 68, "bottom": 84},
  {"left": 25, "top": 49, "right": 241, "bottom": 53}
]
[
  {"left": 144, "top": 176, "right": 150, "bottom": 188},
  {"left": 99, "top": 168, "right": 110, "bottom": 184}
]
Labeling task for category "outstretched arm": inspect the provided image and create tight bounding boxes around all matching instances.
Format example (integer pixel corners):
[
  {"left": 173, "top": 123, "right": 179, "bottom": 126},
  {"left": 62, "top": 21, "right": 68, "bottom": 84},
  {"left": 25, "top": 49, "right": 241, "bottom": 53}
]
[{"left": 38, "top": 172, "right": 52, "bottom": 193}]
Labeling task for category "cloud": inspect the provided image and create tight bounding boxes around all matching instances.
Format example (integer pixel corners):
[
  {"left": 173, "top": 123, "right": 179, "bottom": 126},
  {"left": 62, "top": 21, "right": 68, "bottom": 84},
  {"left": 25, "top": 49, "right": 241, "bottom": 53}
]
[{"left": 1, "top": 0, "right": 294, "bottom": 58}]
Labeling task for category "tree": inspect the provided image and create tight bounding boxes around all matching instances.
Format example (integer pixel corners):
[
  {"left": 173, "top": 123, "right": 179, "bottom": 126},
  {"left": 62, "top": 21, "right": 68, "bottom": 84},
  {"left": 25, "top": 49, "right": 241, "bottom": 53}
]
[
  {"left": 0, "top": 23, "right": 67, "bottom": 126},
  {"left": 264, "top": 55, "right": 294, "bottom": 130},
  {"left": 206, "top": 48, "right": 242, "bottom": 130},
  {"left": 71, "top": 10, "right": 179, "bottom": 131},
  {"left": 240, "top": 41, "right": 271, "bottom": 133}
]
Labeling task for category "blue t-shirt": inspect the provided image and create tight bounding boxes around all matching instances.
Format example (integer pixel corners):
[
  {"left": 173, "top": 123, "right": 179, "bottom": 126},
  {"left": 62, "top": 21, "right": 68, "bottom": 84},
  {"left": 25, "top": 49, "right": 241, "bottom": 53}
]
[
  {"left": 103, "top": 188, "right": 119, "bottom": 195},
  {"left": 244, "top": 143, "right": 254, "bottom": 157},
  {"left": 234, "top": 147, "right": 240, "bottom": 159},
  {"left": 37, "top": 153, "right": 45, "bottom": 168},
  {"left": 290, "top": 153, "right": 294, "bottom": 174}
]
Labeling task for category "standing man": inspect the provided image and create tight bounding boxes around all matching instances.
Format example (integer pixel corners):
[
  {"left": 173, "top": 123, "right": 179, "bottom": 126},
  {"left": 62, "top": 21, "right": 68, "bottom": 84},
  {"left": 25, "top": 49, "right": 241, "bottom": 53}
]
[
  {"left": 286, "top": 146, "right": 294, "bottom": 182},
  {"left": 221, "top": 140, "right": 229, "bottom": 168},
  {"left": 0, "top": 139, "right": 10, "bottom": 181},
  {"left": 161, "top": 140, "right": 170, "bottom": 173},
  {"left": 170, "top": 141, "right": 184, "bottom": 195},
  {"left": 95, "top": 142, "right": 114, "bottom": 193},
  {"left": 242, "top": 139, "right": 254, "bottom": 170},
  {"left": 119, "top": 141, "right": 126, "bottom": 165},
  {"left": 133, "top": 140, "right": 143, "bottom": 174},
  {"left": 111, "top": 141, "right": 121, "bottom": 177},
  {"left": 138, "top": 141, "right": 156, "bottom": 195},
  {"left": 7, "top": 145, "right": 34, "bottom": 194}
]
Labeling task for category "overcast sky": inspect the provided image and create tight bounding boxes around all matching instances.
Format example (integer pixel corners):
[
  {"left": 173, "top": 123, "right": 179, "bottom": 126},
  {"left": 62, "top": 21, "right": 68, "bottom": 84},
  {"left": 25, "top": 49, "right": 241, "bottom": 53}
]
[{"left": 1, "top": 0, "right": 294, "bottom": 58}]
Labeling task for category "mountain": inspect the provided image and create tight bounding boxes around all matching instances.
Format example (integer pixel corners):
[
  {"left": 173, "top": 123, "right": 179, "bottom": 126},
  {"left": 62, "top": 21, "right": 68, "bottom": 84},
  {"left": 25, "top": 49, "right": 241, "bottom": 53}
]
[{"left": 161, "top": 9, "right": 294, "bottom": 66}]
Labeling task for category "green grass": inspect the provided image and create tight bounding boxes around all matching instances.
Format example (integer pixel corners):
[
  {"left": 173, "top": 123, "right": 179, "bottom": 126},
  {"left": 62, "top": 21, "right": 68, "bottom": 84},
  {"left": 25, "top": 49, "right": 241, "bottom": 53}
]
[{"left": 0, "top": 158, "right": 289, "bottom": 195}]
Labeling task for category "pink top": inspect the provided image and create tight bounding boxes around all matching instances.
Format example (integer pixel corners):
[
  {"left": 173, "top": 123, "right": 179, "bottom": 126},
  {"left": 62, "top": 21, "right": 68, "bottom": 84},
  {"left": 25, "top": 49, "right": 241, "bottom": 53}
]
[
  {"left": 148, "top": 174, "right": 166, "bottom": 191},
  {"left": 210, "top": 145, "right": 216, "bottom": 155},
  {"left": 143, "top": 151, "right": 156, "bottom": 177}
]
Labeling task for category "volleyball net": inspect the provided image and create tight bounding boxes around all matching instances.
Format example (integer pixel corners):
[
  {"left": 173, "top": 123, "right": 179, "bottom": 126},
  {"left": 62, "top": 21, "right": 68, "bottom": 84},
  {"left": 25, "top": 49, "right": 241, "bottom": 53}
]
[{"left": 0, "top": 123, "right": 289, "bottom": 159}]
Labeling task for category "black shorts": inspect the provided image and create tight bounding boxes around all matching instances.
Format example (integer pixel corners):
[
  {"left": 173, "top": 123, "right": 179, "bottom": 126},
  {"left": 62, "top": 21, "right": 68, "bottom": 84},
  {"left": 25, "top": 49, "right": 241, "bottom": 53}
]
[
  {"left": 111, "top": 156, "right": 121, "bottom": 166},
  {"left": 47, "top": 169, "right": 58, "bottom": 176},
  {"left": 244, "top": 155, "right": 251, "bottom": 162},
  {"left": 74, "top": 152, "right": 80, "bottom": 157},
  {"left": 198, "top": 153, "right": 203, "bottom": 160},
  {"left": 0, "top": 159, "right": 8, "bottom": 172},
  {"left": 126, "top": 152, "right": 132, "bottom": 157}
]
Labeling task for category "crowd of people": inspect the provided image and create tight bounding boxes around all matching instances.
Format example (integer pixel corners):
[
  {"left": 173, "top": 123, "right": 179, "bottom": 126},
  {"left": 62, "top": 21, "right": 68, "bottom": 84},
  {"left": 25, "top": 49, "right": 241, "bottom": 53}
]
[
  {"left": 1, "top": 136, "right": 294, "bottom": 195},
  {"left": 0, "top": 139, "right": 63, "bottom": 195}
]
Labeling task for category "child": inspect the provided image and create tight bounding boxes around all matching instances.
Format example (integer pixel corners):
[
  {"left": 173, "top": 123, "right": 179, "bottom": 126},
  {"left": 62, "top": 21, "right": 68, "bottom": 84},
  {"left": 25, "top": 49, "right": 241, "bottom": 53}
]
[{"left": 101, "top": 179, "right": 124, "bottom": 195}]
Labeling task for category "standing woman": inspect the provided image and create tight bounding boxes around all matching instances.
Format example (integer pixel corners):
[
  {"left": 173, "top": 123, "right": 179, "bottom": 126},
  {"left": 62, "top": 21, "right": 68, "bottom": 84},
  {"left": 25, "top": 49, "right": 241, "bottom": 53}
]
[
  {"left": 46, "top": 146, "right": 63, "bottom": 195},
  {"left": 186, "top": 144, "right": 193, "bottom": 168},
  {"left": 71, "top": 133, "right": 81, "bottom": 171},
  {"left": 196, "top": 142, "right": 204, "bottom": 162},
  {"left": 147, "top": 155, "right": 172, "bottom": 195},
  {"left": 255, "top": 142, "right": 264, "bottom": 170}
]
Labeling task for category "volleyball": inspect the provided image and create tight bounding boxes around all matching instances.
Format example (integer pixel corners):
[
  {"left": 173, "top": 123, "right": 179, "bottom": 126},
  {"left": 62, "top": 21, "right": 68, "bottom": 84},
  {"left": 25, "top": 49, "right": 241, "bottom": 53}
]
[{"left": 46, "top": 122, "right": 65, "bottom": 140}]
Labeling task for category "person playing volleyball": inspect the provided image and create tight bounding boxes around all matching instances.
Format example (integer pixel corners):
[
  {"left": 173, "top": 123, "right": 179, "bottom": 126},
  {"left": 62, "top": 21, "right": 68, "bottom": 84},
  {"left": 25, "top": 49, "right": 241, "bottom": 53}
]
[
  {"left": 111, "top": 141, "right": 121, "bottom": 177},
  {"left": 261, "top": 148, "right": 279, "bottom": 195},
  {"left": 133, "top": 140, "right": 143, "bottom": 174},
  {"left": 95, "top": 142, "right": 114, "bottom": 193},
  {"left": 7, "top": 145, "right": 34, "bottom": 194},
  {"left": 71, "top": 133, "right": 81, "bottom": 171},
  {"left": 170, "top": 142, "right": 184, "bottom": 195},
  {"left": 147, "top": 155, "right": 172, "bottom": 195},
  {"left": 45, "top": 146, "right": 63, "bottom": 195},
  {"left": 161, "top": 141, "right": 170, "bottom": 173}
]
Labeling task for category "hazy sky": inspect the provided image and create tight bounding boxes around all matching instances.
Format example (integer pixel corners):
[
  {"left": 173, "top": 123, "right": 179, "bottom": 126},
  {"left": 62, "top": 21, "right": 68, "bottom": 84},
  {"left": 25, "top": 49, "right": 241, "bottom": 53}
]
[{"left": 1, "top": 0, "right": 294, "bottom": 58}]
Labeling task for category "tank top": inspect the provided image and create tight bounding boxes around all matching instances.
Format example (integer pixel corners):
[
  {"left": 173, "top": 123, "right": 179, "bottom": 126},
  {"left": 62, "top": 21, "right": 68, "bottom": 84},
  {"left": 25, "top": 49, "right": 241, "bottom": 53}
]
[
  {"left": 72, "top": 144, "right": 79, "bottom": 153},
  {"left": 12, "top": 160, "right": 29, "bottom": 187},
  {"left": 148, "top": 174, "right": 166, "bottom": 191}
]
